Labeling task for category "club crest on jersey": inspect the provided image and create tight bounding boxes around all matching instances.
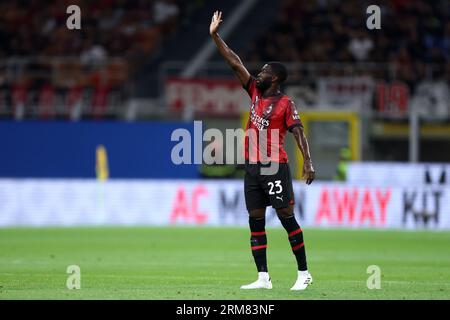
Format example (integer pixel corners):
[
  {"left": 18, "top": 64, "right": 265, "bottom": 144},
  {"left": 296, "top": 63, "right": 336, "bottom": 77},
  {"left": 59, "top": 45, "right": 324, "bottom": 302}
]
[{"left": 263, "top": 104, "right": 273, "bottom": 118}]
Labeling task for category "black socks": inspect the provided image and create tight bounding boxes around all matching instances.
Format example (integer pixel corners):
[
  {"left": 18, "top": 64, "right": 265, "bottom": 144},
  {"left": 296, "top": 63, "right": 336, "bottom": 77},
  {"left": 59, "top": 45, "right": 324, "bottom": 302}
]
[
  {"left": 278, "top": 214, "right": 308, "bottom": 271},
  {"left": 248, "top": 217, "right": 268, "bottom": 272},
  {"left": 248, "top": 215, "right": 307, "bottom": 272}
]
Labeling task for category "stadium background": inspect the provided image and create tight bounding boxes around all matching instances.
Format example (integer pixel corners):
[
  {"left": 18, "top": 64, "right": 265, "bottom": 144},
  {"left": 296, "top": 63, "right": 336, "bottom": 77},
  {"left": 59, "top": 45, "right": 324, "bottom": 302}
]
[{"left": 0, "top": 0, "right": 449, "bottom": 299}]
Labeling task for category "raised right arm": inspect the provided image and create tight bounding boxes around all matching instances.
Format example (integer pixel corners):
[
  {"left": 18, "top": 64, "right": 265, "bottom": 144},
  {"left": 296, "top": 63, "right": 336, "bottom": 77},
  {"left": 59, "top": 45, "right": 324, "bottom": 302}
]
[{"left": 210, "top": 11, "right": 251, "bottom": 87}]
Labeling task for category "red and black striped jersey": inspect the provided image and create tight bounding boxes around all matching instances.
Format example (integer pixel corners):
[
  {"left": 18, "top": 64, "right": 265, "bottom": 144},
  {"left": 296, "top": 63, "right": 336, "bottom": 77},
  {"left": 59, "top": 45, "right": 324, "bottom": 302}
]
[{"left": 244, "top": 77, "right": 302, "bottom": 163}]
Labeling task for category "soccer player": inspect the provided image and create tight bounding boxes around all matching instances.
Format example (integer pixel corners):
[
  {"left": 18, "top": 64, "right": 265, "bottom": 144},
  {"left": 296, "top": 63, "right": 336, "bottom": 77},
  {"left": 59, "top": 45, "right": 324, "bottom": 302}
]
[{"left": 210, "top": 11, "right": 316, "bottom": 290}]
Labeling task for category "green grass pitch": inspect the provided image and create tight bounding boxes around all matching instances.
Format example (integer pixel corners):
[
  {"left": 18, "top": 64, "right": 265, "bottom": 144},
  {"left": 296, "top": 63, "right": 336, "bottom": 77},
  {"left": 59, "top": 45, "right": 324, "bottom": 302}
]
[{"left": 0, "top": 227, "right": 449, "bottom": 299}]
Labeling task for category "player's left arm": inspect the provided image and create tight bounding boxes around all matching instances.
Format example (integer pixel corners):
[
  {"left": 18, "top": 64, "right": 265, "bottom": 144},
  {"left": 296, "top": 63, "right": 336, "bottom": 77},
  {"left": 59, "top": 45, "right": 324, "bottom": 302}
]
[
  {"left": 291, "top": 125, "right": 315, "bottom": 185},
  {"left": 285, "top": 100, "right": 315, "bottom": 185}
]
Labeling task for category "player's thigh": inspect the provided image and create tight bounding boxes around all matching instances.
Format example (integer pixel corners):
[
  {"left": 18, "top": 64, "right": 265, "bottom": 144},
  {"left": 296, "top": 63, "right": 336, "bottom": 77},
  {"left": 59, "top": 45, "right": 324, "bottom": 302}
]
[
  {"left": 260, "top": 163, "right": 295, "bottom": 210},
  {"left": 245, "top": 169, "right": 270, "bottom": 213}
]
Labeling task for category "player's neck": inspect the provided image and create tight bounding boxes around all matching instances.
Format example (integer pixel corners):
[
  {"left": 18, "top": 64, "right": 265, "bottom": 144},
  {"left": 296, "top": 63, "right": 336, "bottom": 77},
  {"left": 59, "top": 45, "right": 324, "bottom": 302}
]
[{"left": 262, "top": 86, "right": 282, "bottom": 98}]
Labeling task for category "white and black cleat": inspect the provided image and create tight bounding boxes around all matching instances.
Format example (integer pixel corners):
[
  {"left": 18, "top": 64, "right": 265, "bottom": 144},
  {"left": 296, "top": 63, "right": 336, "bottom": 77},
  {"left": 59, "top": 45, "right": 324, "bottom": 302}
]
[{"left": 290, "top": 271, "right": 313, "bottom": 291}]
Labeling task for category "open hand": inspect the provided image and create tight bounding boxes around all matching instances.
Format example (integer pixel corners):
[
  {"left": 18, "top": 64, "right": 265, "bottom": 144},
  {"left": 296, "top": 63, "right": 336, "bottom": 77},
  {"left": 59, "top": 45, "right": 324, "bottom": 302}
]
[{"left": 210, "top": 10, "right": 223, "bottom": 35}]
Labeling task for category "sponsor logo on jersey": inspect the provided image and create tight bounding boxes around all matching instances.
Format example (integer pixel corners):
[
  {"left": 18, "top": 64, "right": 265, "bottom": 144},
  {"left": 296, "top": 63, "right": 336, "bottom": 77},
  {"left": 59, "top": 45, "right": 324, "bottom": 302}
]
[{"left": 250, "top": 101, "right": 270, "bottom": 130}]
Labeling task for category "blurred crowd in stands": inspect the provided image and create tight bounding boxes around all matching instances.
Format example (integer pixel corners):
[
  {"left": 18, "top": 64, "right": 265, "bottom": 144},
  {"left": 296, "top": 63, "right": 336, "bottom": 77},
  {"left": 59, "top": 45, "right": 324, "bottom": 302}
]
[
  {"left": 0, "top": 0, "right": 183, "bottom": 85},
  {"left": 1, "top": 0, "right": 449, "bottom": 119},
  {"left": 244, "top": 0, "right": 450, "bottom": 90},
  {"left": 0, "top": 0, "right": 181, "bottom": 63},
  {"left": 0, "top": 0, "right": 186, "bottom": 118}
]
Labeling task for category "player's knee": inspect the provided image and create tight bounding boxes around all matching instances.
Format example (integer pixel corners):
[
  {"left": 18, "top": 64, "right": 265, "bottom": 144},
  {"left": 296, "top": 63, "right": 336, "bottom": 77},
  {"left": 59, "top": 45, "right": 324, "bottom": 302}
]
[
  {"left": 276, "top": 206, "right": 293, "bottom": 218},
  {"left": 248, "top": 208, "right": 265, "bottom": 219}
]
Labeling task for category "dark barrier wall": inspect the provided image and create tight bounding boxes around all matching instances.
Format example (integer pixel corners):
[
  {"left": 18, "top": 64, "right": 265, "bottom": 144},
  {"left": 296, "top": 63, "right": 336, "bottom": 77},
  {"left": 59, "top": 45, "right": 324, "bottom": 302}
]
[{"left": 0, "top": 121, "right": 198, "bottom": 179}]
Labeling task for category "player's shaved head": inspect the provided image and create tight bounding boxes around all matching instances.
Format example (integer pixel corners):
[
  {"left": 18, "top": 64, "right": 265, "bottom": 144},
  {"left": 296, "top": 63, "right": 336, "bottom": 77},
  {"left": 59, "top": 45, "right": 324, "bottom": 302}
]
[{"left": 267, "top": 62, "right": 288, "bottom": 84}]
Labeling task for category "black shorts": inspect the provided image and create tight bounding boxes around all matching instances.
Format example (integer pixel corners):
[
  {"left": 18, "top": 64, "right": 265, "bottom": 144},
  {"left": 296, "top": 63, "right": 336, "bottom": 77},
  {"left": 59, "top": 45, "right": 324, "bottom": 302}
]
[{"left": 244, "top": 162, "right": 295, "bottom": 211}]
